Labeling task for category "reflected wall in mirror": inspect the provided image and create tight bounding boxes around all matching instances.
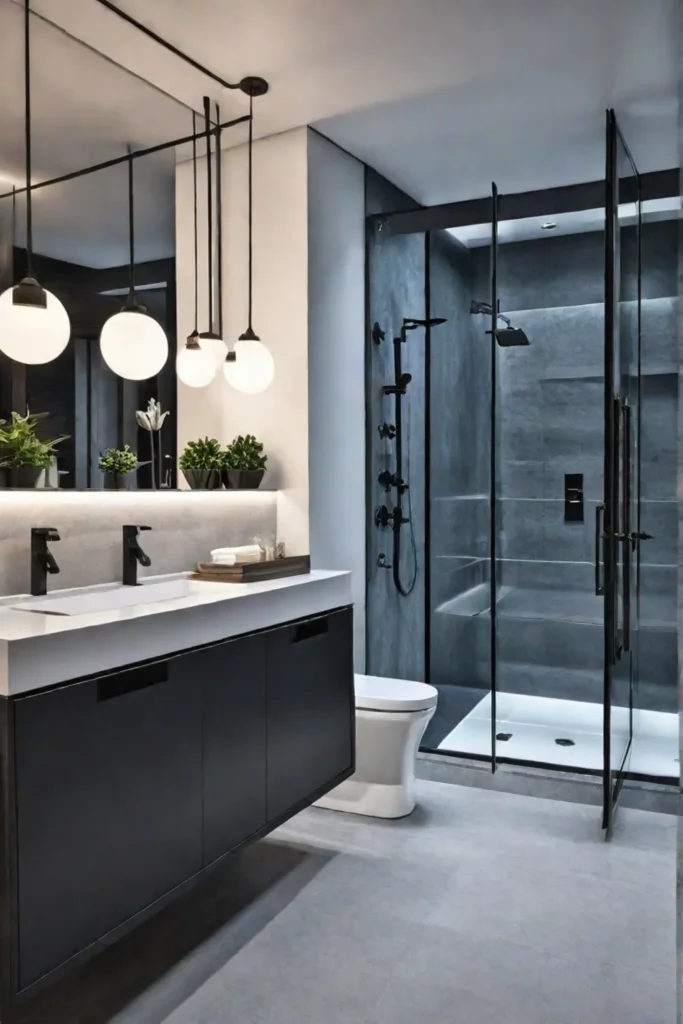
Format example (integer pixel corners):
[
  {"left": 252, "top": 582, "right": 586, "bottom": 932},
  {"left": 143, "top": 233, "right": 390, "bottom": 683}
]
[{"left": 0, "top": 0, "right": 194, "bottom": 489}]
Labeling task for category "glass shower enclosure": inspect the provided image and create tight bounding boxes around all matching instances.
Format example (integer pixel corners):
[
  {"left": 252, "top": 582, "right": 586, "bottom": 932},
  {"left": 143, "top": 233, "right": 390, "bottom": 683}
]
[{"left": 366, "top": 110, "right": 678, "bottom": 831}]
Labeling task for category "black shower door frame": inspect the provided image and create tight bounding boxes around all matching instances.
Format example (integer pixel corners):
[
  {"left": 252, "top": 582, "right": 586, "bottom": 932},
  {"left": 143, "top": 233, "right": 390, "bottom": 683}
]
[{"left": 368, "top": 167, "right": 675, "bottom": 782}]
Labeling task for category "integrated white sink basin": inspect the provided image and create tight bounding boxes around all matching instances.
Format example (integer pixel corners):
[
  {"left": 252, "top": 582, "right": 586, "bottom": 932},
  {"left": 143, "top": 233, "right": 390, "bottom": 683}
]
[{"left": 12, "top": 578, "right": 193, "bottom": 616}]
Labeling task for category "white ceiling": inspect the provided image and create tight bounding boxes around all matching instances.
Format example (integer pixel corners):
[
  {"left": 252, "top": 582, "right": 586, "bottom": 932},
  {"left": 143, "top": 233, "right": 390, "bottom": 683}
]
[
  {"left": 2, "top": 0, "right": 679, "bottom": 264},
  {"left": 35, "top": 0, "right": 681, "bottom": 207}
]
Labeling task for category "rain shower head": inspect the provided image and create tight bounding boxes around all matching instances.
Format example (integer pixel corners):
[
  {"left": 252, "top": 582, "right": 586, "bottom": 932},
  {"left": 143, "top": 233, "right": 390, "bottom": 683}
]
[
  {"left": 494, "top": 327, "right": 530, "bottom": 347},
  {"left": 470, "top": 299, "right": 530, "bottom": 347}
]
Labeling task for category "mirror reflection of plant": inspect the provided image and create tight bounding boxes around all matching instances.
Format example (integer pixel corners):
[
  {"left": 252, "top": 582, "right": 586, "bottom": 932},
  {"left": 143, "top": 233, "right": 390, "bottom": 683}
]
[
  {"left": 179, "top": 437, "right": 223, "bottom": 470},
  {"left": 98, "top": 445, "right": 138, "bottom": 477},
  {"left": 223, "top": 434, "right": 267, "bottom": 471},
  {"left": 0, "top": 410, "right": 69, "bottom": 468},
  {"left": 136, "top": 398, "right": 170, "bottom": 490}
]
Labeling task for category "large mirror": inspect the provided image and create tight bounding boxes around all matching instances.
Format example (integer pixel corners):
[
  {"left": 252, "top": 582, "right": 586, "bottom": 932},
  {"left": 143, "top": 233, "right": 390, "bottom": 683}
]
[{"left": 0, "top": 0, "right": 196, "bottom": 489}]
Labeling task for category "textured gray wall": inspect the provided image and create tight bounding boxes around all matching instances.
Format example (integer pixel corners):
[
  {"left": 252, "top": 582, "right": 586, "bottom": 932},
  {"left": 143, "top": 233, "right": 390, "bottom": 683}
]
[
  {"left": 366, "top": 170, "right": 426, "bottom": 680},
  {"left": 467, "top": 220, "right": 679, "bottom": 710},
  {"left": 428, "top": 231, "right": 491, "bottom": 696},
  {"left": 0, "top": 491, "right": 277, "bottom": 597}
]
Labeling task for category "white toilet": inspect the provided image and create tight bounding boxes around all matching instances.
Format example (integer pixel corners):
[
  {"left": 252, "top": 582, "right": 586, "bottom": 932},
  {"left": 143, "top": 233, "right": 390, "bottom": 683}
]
[{"left": 315, "top": 674, "right": 438, "bottom": 819}]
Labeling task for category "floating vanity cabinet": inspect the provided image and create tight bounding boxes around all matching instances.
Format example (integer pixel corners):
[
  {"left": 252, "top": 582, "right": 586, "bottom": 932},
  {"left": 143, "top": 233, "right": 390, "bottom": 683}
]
[
  {"left": 266, "top": 607, "right": 354, "bottom": 821},
  {"left": 13, "top": 660, "right": 203, "bottom": 991},
  {"left": 201, "top": 634, "right": 268, "bottom": 865},
  {"left": 0, "top": 582, "right": 353, "bottom": 1011}
]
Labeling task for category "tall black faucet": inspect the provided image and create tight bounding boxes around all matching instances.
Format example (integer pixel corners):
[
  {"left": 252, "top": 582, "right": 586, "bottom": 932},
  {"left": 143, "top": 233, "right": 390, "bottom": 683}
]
[
  {"left": 30, "top": 528, "right": 60, "bottom": 597},
  {"left": 122, "top": 525, "right": 152, "bottom": 586}
]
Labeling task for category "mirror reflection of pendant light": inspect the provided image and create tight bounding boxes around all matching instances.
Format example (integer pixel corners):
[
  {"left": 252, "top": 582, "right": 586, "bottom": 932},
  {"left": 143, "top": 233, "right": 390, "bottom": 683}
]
[
  {"left": 224, "top": 79, "right": 274, "bottom": 395},
  {"left": 176, "top": 111, "right": 216, "bottom": 388},
  {"left": 197, "top": 96, "right": 227, "bottom": 371},
  {"left": 0, "top": 0, "right": 70, "bottom": 366},
  {"left": 100, "top": 147, "right": 169, "bottom": 380}
]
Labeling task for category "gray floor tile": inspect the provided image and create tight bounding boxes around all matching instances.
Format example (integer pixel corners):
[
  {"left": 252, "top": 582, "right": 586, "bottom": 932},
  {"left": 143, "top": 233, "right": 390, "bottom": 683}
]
[{"left": 13, "top": 781, "right": 676, "bottom": 1024}]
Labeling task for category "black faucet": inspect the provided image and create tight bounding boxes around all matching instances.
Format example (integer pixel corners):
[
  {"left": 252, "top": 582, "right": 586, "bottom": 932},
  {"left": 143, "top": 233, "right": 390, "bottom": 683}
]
[
  {"left": 30, "top": 528, "right": 60, "bottom": 597},
  {"left": 122, "top": 525, "right": 152, "bottom": 586}
]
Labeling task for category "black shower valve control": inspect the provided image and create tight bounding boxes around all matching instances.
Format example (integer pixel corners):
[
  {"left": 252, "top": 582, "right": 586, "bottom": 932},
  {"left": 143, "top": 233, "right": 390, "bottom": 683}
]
[
  {"left": 378, "top": 422, "right": 396, "bottom": 440},
  {"left": 372, "top": 322, "right": 386, "bottom": 346},
  {"left": 378, "top": 470, "right": 408, "bottom": 494},
  {"left": 377, "top": 553, "right": 392, "bottom": 570},
  {"left": 374, "top": 505, "right": 409, "bottom": 530}
]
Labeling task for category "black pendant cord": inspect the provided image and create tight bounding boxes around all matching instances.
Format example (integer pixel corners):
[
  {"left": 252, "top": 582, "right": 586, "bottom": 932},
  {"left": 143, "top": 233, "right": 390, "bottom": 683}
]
[
  {"left": 203, "top": 96, "right": 214, "bottom": 336},
  {"left": 246, "top": 94, "right": 254, "bottom": 335},
  {"left": 215, "top": 103, "right": 223, "bottom": 339},
  {"left": 127, "top": 145, "right": 136, "bottom": 299},
  {"left": 23, "top": 0, "right": 33, "bottom": 278},
  {"left": 192, "top": 112, "right": 199, "bottom": 334}
]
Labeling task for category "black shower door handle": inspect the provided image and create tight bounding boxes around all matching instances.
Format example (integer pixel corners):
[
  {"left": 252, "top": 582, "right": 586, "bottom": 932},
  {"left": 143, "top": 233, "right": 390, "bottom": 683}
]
[
  {"left": 594, "top": 504, "right": 605, "bottom": 596},
  {"left": 621, "top": 401, "right": 631, "bottom": 653}
]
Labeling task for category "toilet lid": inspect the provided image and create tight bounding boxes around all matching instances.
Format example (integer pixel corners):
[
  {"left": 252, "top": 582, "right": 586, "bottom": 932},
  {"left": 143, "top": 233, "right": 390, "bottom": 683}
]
[{"left": 354, "top": 674, "right": 438, "bottom": 713}]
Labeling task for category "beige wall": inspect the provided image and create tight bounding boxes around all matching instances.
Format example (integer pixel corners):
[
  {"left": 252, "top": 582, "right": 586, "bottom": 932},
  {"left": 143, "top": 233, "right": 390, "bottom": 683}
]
[{"left": 176, "top": 126, "right": 310, "bottom": 556}]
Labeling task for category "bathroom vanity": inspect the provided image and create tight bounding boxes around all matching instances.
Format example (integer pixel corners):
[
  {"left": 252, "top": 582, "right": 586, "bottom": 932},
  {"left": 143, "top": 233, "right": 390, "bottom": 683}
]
[{"left": 0, "top": 570, "right": 353, "bottom": 1013}]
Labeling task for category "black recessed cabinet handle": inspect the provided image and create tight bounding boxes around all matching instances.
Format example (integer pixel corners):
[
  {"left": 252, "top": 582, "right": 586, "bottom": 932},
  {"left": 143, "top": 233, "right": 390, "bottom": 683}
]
[
  {"left": 291, "top": 617, "right": 329, "bottom": 644},
  {"left": 97, "top": 661, "right": 168, "bottom": 701}
]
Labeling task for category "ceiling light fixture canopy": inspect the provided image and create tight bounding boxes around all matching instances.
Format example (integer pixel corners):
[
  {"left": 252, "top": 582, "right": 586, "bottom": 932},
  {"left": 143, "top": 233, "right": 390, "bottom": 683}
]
[
  {"left": 177, "top": 111, "right": 217, "bottom": 388},
  {"left": 100, "top": 147, "right": 168, "bottom": 380},
  {"left": 0, "top": 0, "right": 71, "bottom": 366},
  {"left": 224, "top": 77, "right": 274, "bottom": 396}
]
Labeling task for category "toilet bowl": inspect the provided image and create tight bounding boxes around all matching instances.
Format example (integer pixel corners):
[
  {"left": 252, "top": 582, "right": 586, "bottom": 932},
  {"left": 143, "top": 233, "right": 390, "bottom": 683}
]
[{"left": 315, "top": 674, "right": 438, "bottom": 819}]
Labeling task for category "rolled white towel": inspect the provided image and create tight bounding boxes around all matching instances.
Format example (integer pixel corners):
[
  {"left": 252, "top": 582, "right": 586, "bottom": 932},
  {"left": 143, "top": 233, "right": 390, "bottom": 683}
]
[
  {"left": 210, "top": 544, "right": 262, "bottom": 560},
  {"left": 210, "top": 554, "right": 236, "bottom": 566}
]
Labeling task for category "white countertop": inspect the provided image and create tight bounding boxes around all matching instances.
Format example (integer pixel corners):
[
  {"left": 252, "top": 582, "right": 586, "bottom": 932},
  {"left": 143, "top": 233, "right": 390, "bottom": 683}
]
[{"left": 0, "top": 570, "right": 352, "bottom": 697}]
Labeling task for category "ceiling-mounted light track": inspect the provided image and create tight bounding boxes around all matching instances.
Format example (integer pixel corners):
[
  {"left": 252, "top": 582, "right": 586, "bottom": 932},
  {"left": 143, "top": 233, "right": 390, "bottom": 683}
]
[{"left": 92, "top": 0, "right": 264, "bottom": 98}]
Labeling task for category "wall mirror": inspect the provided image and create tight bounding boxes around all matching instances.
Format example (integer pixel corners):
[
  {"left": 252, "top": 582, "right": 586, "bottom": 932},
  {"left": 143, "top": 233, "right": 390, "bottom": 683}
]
[{"left": 0, "top": 0, "right": 198, "bottom": 489}]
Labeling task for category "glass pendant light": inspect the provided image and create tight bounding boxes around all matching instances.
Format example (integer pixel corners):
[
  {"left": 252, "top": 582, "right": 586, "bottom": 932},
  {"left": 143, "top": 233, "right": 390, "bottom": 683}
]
[
  {"left": 197, "top": 97, "right": 227, "bottom": 371},
  {"left": 100, "top": 148, "right": 168, "bottom": 380},
  {"left": 177, "top": 111, "right": 215, "bottom": 388},
  {"left": 224, "top": 81, "right": 274, "bottom": 395},
  {"left": 0, "top": 0, "right": 70, "bottom": 366}
]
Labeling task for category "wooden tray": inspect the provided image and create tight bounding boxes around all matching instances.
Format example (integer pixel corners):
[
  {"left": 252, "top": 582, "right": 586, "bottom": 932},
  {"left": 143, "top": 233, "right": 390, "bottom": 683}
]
[{"left": 189, "top": 554, "right": 311, "bottom": 584}]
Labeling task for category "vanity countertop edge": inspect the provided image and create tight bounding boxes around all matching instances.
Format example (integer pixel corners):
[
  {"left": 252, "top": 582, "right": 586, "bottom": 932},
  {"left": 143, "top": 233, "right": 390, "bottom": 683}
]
[{"left": 0, "top": 570, "right": 352, "bottom": 697}]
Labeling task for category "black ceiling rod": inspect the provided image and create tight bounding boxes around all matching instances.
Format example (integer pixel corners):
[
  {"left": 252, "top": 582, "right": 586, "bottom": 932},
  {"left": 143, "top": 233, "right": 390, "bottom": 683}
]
[
  {"left": 91, "top": 0, "right": 242, "bottom": 91},
  {"left": 215, "top": 102, "right": 224, "bottom": 340},
  {"left": 0, "top": 113, "right": 250, "bottom": 201},
  {"left": 91, "top": 0, "right": 268, "bottom": 103}
]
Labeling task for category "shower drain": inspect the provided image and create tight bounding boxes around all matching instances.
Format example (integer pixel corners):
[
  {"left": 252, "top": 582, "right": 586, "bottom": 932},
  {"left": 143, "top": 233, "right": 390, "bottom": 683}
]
[
  {"left": 555, "top": 738, "right": 575, "bottom": 747},
  {"left": 496, "top": 732, "right": 512, "bottom": 742}
]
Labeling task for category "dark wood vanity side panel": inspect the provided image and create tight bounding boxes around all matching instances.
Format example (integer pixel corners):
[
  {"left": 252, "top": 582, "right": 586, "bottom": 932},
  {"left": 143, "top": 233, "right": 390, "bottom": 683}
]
[{"left": 0, "top": 697, "right": 19, "bottom": 1018}]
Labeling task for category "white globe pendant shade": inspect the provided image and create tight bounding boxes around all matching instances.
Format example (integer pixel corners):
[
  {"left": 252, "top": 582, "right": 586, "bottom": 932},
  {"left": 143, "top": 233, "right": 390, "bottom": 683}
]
[
  {"left": 198, "top": 334, "right": 228, "bottom": 372},
  {"left": 100, "top": 306, "right": 168, "bottom": 381},
  {"left": 0, "top": 280, "right": 71, "bottom": 364},
  {"left": 223, "top": 337, "right": 275, "bottom": 395},
  {"left": 177, "top": 333, "right": 217, "bottom": 388}
]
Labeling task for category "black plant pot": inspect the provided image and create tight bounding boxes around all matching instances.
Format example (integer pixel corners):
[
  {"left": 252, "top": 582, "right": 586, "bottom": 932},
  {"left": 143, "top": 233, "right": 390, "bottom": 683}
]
[
  {"left": 182, "top": 468, "right": 220, "bottom": 490},
  {"left": 223, "top": 468, "right": 265, "bottom": 490},
  {"left": 104, "top": 473, "right": 130, "bottom": 491},
  {"left": 0, "top": 468, "right": 9, "bottom": 488},
  {"left": 10, "top": 466, "right": 43, "bottom": 489}
]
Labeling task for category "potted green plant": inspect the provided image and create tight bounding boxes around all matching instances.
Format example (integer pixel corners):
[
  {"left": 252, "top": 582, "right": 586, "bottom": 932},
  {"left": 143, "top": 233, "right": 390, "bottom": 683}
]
[
  {"left": 179, "top": 437, "right": 223, "bottom": 489},
  {"left": 222, "top": 434, "right": 268, "bottom": 489},
  {"left": 0, "top": 410, "right": 69, "bottom": 488},
  {"left": 98, "top": 445, "right": 138, "bottom": 490}
]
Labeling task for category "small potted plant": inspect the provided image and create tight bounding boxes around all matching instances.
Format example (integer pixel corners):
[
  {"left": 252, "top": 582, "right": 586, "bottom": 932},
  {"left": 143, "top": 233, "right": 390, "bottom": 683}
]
[
  {"left": 0, "top": 410, "right": 68, "bottom": 488},
  {"left": 179, "top": 437, "right": 223, "bottom": 489},
  {"left": 99, "top": 445, "right": 138, "bottom": 490},
  {"left": 223, "top": 434, "right": 268, "bottom": 489}
]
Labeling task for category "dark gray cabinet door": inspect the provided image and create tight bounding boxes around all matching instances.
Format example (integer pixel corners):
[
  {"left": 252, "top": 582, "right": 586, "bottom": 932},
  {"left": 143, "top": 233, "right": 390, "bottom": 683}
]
[
  {"left": 266, "top": 607, "right": 354, "bottom": 821},
  {"left": 201, "top": 634, "right": 267, "bottom": 866},
  {"left": 14, "top": 660, "right": 202, "bottom": 990}
]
